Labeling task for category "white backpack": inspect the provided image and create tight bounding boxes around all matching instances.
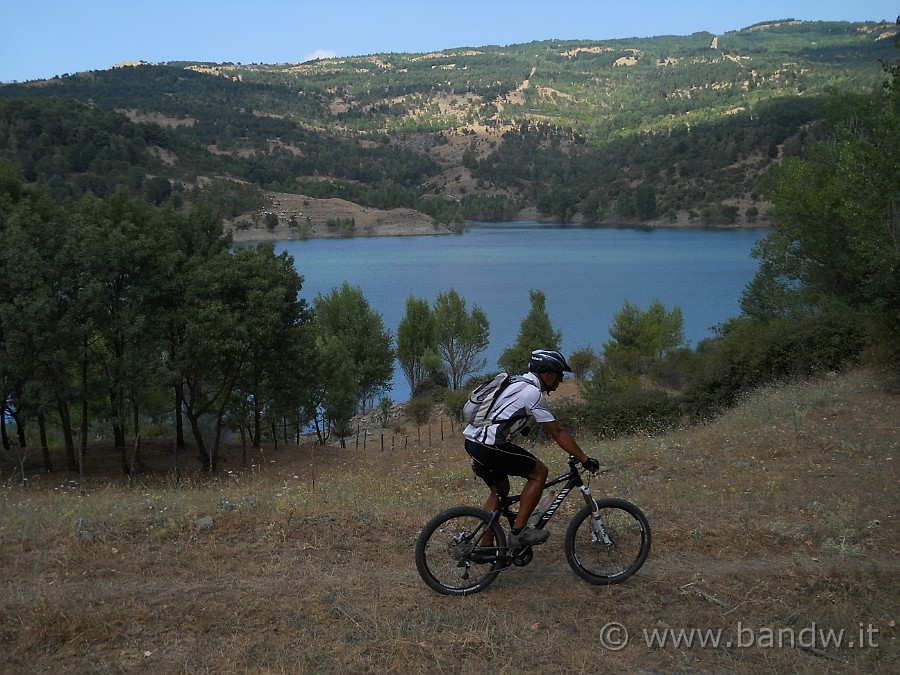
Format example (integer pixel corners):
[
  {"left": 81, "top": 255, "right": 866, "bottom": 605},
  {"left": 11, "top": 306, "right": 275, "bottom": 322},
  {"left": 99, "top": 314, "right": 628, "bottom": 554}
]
[{"left": 462, "top": 373, "right": 533, "bottom": 427}]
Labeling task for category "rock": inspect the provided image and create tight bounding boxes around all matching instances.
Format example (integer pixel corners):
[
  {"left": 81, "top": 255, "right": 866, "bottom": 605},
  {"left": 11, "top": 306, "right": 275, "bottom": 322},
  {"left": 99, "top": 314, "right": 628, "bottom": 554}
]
[{"left": 195, "top": 515, "right": 215, "bottom": 531}]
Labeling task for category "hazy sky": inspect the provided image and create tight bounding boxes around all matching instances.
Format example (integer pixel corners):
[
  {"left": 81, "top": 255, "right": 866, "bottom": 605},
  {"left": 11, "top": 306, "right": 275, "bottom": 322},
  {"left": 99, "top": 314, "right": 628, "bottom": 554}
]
[{"left": 2, "top": 1, "right": 897, "bottom": 83}]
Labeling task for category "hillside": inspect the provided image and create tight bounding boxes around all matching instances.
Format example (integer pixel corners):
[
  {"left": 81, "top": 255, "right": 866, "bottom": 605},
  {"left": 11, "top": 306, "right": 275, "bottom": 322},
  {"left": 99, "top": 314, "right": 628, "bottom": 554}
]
[
  {"left": 1, "top": 369, "right": 897, "bottom": 672},
  {"left": 0, "top": 20, "right": 896, "bottom": 232}
]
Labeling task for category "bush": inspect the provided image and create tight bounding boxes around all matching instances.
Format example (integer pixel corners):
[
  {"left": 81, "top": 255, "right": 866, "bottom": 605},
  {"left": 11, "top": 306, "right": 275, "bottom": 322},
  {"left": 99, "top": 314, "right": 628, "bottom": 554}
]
[
  {"left": 569, "top": 368, "right": 683, "bottom": 437},
  {"left": 406, "top": 397, "right": 435, "bottom": 426},
  {"left": 442, "top": 388, "right": 470, "bottom": 422},
  {"left": 683, "top": 309, "right": 867, "bottom": 416},
  {"left": 568, "top": 347, "right": 599, "bottom": 380}
]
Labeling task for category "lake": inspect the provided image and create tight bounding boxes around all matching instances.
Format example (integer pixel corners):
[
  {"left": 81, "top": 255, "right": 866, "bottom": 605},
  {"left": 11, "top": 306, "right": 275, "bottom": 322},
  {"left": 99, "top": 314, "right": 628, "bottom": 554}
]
[{"left": 274, "top": 222, "right": 769, "bottom": 403}]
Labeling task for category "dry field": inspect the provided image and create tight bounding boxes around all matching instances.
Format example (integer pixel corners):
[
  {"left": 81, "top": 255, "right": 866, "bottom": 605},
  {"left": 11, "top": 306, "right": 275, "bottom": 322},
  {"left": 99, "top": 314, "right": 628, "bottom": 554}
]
[{"left": 1, "top": 369, "right": 897, "bottom": 673}]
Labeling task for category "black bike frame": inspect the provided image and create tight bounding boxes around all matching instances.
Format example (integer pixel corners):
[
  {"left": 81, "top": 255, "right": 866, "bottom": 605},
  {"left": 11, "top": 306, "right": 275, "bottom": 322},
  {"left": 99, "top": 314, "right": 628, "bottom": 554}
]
[{"left": 496, "top": 457, "right": 596, "bottom": 530}]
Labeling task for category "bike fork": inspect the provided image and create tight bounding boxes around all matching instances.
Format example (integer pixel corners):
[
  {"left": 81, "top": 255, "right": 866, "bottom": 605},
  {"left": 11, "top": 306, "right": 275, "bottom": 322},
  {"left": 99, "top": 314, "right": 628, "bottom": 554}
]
[{"left": 579, "top": 485, "right": 614, "bottom": 546}]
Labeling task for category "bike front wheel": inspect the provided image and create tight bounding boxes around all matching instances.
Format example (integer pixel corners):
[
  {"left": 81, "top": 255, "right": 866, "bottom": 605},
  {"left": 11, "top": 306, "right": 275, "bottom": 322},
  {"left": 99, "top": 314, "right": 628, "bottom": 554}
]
[
  {"left": 564, "top": 498, "right": 651, "bottom": 585},
  {"left": 415, "top": 505, "right": 507, "bottom": 596}
]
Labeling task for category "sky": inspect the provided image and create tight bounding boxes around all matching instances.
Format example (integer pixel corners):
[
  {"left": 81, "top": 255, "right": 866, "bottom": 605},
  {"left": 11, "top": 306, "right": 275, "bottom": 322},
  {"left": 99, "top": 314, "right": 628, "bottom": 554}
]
[{"left": 1, "top": 1, "right": 897, "bottom": 83}]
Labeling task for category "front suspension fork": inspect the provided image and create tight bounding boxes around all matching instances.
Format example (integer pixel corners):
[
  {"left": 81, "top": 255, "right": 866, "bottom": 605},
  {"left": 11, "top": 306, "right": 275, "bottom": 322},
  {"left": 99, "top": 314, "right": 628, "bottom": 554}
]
[{"left": 579, "top": 485, "right": 613, "bottom": 546}]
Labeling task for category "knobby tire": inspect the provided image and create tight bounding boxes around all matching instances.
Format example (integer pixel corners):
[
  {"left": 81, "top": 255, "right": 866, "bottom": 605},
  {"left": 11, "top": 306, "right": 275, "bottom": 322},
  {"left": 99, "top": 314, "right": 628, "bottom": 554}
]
[
  {"left": 564, "top": 497, "right": 651, "bottom": 585},
  {"left": 415, "top": 505, "right": 507, "bottom": 596}
]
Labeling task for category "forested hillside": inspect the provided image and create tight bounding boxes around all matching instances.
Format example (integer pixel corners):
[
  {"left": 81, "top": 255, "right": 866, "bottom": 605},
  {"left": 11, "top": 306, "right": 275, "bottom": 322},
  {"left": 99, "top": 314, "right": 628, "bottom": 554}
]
[
  {"left": 1, "top": 20, "right": 897, "bottom": 474},
  {"left": 1, "top": 20, "right": 895, "bottom": 225}
]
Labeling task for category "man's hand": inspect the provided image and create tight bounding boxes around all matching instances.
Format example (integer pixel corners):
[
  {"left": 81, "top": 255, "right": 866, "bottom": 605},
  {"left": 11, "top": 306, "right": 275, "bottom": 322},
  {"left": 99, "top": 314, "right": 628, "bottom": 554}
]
[{"left": 581, "top": 457, "right": 600, "bottom": 473}]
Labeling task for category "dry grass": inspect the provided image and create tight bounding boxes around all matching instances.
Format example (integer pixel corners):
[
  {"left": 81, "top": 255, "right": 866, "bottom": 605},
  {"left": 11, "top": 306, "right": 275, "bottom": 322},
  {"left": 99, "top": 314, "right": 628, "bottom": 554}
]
[{"left": 1, "top": 369, "right": 897, "bottom": 673}]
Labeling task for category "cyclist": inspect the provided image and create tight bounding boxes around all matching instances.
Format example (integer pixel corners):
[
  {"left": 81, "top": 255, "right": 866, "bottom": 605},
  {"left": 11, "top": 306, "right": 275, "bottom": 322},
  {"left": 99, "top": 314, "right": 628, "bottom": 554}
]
[{"left": 463, "top": 349, "right": 600, "bottom": 548}]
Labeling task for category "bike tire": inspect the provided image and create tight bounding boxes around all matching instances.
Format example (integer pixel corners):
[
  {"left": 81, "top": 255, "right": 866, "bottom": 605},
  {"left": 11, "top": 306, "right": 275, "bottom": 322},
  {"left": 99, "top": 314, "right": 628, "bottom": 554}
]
[
  {"left": 415, "top": 505, "right": 507, "bottom": 596},
  {"left": 564, "top": 497, "right": 651, "bottom": 585}
]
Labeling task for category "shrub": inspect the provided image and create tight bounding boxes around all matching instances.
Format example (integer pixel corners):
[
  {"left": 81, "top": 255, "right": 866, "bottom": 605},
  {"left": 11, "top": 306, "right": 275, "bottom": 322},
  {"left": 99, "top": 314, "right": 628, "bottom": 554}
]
[
  {"left": 568, "top": 346, "right": 599, "bottom": 380},
  {"left": 406, "top": 397, "right": 435, "bottom": 426},
  {"left": 569, "top": 367, "right": 683, "bottom": 437},
  {"left": 683, "top": 309, "right": 867, "bottom": 416},
  {"left": 442, "top": 388, "right": 470, "bottom": 422}
]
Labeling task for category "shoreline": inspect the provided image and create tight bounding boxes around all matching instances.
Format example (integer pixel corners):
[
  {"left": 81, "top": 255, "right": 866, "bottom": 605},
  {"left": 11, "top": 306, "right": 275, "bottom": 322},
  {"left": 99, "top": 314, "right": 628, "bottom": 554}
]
[{"left": 228, "top": 191, "right": 772, "bottom": 244}]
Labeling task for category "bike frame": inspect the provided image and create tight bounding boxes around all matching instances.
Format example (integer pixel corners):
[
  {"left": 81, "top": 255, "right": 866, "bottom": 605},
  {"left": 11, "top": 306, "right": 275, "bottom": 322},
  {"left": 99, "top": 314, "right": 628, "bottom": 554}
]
[{"left": 495, "top": 456, "right": 612, "bottom": 545}]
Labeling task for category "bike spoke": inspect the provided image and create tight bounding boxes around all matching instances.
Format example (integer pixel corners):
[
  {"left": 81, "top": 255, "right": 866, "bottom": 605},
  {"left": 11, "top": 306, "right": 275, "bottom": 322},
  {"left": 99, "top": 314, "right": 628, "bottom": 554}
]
[
  {"left": 416, "top": 507, "right": 506, "bottom": 595},
  {"left": 565, "top": 499, "right": 650, "bottom": 584}
]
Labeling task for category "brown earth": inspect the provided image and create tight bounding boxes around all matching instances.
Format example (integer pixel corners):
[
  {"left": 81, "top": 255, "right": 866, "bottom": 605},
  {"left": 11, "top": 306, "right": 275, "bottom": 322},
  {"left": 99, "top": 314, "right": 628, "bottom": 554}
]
[
  {"left": 1, "top": 370, "right": 897, "bottom": 673},
  {"left": 229, "top": 189, "right": 771, "bottom": 244},
  {"left": 228, "top": 192, "right": 454, "bottom": 243}
]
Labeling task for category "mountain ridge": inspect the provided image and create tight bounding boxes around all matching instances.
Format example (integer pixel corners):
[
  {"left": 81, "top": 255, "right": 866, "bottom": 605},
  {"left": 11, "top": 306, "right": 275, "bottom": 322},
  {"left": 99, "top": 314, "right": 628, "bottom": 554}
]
[{"left": 0, "top": 20, "right": 895, "bottom": 231}]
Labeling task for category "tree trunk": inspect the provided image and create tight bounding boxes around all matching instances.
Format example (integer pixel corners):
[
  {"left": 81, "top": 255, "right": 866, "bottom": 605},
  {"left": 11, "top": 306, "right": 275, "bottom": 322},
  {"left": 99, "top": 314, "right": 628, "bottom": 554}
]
[
  {"left": 38, "top": 411, "right": 52, "bottom": 472},
  {"left": 80, "top": 335, "right": 89, "bottom": 460},
  {"left": 174, "top": 382, "right": 186, "bottom": 449},
  {"left": 57, "top": 398, "right": 77, "bottom": 471},
  {"left": 0, "top": 402, "right": 9, "bottom": 452},
  {"left": 109, "top": 387, "right": 128, "bottom": 473},
  {"left": 183, "top": 405, "right": 207, "bottom": 462},
  {"left": 12, "top": 411, "right": 26, "bottom": 448},
  {"left": 128, "top": 399, "right": 142, "bottom": 476},
  {"left": 253, "top": 395, "right": 262, "bottom": 449}
]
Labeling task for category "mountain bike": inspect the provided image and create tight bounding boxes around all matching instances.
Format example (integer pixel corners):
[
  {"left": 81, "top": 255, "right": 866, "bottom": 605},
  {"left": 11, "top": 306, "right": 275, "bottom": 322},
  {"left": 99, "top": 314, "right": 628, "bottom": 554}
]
[{"left": 415, "top": 455, "right": 651, "bottom": 596}]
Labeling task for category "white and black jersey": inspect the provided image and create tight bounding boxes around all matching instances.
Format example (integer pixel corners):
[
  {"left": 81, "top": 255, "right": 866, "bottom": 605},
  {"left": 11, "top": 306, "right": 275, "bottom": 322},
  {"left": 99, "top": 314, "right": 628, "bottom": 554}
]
[{"left": 463, "top": 372, "right": 555, "bottom": 446}]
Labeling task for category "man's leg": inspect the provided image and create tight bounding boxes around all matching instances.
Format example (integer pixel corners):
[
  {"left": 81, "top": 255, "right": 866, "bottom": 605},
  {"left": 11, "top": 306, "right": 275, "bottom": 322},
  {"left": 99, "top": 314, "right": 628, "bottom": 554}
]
[
  {"left": 513, "top": 460, "right": 548, "bottom": 529},
  {"left": 481, "top": 476, "right": 510, "bottom": 513}
]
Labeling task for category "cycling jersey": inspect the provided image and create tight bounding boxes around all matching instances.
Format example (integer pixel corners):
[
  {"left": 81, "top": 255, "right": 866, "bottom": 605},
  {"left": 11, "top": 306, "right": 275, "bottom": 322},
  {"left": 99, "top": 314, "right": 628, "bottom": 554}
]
[{"left": 463, "top": 372, "right": 555, "bottom": 446}]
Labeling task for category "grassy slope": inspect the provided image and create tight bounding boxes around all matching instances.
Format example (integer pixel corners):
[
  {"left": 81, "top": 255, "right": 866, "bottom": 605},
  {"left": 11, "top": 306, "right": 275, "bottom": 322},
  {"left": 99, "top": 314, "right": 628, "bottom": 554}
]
[{"left": 1, "top": 368, "right": 897, "bottom": 673}]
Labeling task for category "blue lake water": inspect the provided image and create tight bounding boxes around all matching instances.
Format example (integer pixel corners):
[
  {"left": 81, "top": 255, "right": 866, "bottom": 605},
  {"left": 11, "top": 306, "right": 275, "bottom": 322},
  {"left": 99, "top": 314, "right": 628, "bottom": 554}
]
[{"left": 274, "top": 222, "right": 769, "bottom": 403}]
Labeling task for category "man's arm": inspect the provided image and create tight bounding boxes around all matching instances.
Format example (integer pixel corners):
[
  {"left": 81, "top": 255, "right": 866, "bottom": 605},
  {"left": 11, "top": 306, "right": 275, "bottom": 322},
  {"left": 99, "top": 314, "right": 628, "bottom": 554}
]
[{"left": 541, "top": 420, "right": 590, "bottom": 464}]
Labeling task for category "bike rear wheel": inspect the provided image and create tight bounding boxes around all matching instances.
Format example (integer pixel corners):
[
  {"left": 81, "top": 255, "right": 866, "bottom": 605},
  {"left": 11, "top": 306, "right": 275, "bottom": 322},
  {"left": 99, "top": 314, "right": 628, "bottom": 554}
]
[
  {"left": 415, "top": 505, "right": 507, "bottom": 596},
  {"left": 564, "top": 498, "right": 651, "bottom": 585}
]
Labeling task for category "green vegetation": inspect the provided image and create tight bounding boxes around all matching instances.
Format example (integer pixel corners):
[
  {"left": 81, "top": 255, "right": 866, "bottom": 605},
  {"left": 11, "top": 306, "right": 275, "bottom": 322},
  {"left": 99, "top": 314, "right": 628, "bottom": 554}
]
[
  {"left": 433, "top": 289, "right": 491, "bottom": 390},
  {"left": 0, "top": 22, "right": 897, "bottom": 470},
  {"left": 0, "top": 26, "right": 897, "bottom": 673},
  {"left": 0, "top": 21, "right": 894, "bottom": 222},
  {"left": 497, "top": 289, "right": 562, "bottom": 373},
  {"left": 554, "top": 39, "right": 899, "bottom": 434}
]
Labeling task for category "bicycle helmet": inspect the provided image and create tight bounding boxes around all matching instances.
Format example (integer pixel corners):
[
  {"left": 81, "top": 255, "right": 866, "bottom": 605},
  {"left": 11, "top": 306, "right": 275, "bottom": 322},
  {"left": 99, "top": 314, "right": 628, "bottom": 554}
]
[{"left": 529, "top": 349, "right": 572, "bottom": 374}]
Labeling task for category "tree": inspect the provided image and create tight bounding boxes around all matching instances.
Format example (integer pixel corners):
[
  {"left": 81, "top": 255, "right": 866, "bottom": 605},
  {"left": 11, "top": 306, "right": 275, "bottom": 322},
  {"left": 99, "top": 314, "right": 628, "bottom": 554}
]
[
  {"left": 749, "top": 50, "right": 900, "bottom": 367},
  {"left": 73, "top": 190, "right": 177, "bottom": 472},
  {"left": 568, "top": 346, "right": 599, "bottom": 380},
  {"left": 603, "top": 299, "right": 685, "bottom": 374},
  {"left": 397, "top": 296, "right": 438, "bottom": 394},
  {"left": 308, "top": 335, "right": 356, "bottom": 446},
  {"left": 179, "top": 244, "right": 307, "bottom": 469},
  {"left": 313, "top": 282, "right": 395, "bottom": 411},
  {"left": 433, "top": 289, "right": 490, "bottom": 389},
  {"left": 497, "top": 289, "right": 562, "bottom": 373},
  {"left": 0, "top": 185, "right": 76, "bottom": 471},
  {"left": 230, "top": 245, "right": 312, "bottom": 449}
]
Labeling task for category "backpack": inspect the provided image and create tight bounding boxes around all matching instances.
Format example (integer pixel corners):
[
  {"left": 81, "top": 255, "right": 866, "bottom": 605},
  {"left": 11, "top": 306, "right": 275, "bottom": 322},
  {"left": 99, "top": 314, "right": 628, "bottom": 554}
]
[{"left": 462, "top": 373, "right": 532, "bottom": 427}]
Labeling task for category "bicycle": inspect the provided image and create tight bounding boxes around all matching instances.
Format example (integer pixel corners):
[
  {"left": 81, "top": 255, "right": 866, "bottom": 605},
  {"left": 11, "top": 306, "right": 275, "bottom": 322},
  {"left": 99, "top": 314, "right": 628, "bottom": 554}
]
[{"left": 415, "top": 455, "right": 651, "bottom": 596}]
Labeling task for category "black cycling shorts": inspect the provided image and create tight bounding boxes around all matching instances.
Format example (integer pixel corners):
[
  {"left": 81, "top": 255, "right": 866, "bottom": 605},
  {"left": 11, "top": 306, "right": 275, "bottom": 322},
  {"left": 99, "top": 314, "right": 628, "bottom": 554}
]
[{"left": 464, "top": 438, "right": 538, "bottom": 487}]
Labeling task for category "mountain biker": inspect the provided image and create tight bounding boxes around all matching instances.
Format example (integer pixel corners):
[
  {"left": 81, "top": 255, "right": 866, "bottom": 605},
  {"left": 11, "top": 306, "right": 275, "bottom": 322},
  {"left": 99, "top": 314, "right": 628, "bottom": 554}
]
[{"left": 463, "top": 349, "right": 600, "bottom": 548}]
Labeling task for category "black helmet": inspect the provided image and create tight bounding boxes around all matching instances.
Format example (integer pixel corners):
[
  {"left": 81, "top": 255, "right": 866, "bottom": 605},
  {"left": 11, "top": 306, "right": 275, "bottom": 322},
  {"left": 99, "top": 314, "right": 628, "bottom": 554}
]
[{"left": 529, "top": 349, "right": 572, "bottom": 374}]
